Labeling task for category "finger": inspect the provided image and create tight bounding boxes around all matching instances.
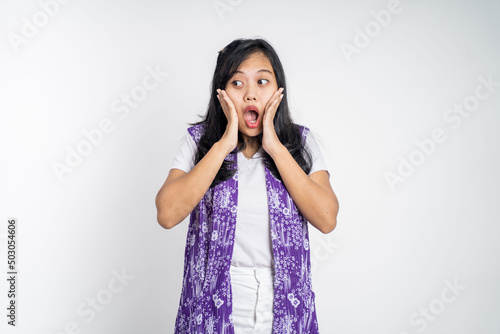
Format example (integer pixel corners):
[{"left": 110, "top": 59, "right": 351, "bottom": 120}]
[
  {"left": 266, "top": 92, "right": 283, "bottom": 117},
  {"left": 273, "top": 92, "right": 284, "bottom": 106},
  {"left": 269, "top": 96, "right": 282, "bottom": 120},
  {"left": 265, "top": 97, "right": 284, "bottom": 129},
  {"left": 274, "top": 94, "right": 284, "bottom": 112},
  {"left": 217, "top": 93, "right": 226, "bottom": 112},
  {"left": 218, "top": 90, "right": 239, "bottom": 126},
  {"left": 274, "top": 88, "right": 284, "bottom": 108},
  {"left": 271, "top": 87, "right": 284, "bottom": 102},
  {"left": 218, "top": 90, "right": 228, "bottom": 107},
  {"left": 217, "top": 90, "right": 231, "bottom": 109},
  {"left": 220, "top": 90, "right": 235, "bottom": 108},
  {"left": 220, "top": 91, "right": 238, "bottom": 118},
  {"left": 217, "top": 90, "right": 231, "bottom": 119},
  {"left": 264, "top": 88, "right": 284, "bottom": 111}
]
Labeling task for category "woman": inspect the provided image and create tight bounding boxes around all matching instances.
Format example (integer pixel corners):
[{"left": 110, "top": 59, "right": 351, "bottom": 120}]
[{"left": 156, "top": 38, "right": 339, "bottom": 333}]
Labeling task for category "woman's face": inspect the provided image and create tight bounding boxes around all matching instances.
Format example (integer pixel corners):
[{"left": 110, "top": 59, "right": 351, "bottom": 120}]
[{"left": 224, "top": 52, "right": 279, "bottom": 141}]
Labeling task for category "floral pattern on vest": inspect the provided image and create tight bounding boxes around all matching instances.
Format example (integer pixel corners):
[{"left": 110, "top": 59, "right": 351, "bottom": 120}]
[{"left": 174, "top": 123, "right": 319, "bottom": 334}]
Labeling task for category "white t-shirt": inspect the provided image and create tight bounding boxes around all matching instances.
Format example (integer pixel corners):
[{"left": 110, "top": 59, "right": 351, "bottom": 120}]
[{"left": 171, "top": 128, "right": 329, "bottom": 268}]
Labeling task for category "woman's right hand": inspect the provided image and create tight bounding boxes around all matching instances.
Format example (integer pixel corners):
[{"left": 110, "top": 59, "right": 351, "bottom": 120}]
[{"left": 217, "top": 89, "right": 239, "bottom": 153}]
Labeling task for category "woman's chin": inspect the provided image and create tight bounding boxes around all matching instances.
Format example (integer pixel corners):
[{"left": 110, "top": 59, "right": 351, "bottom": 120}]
[{"left": 239, "top": 128, "right": 263, "bottom": 141}]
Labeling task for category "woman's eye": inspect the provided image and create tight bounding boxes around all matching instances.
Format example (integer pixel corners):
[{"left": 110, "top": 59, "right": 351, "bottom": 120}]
[
  {"left": 258, "top": 79, "right": 269, "bottom": 85},
  {"left": 232, "top": 80, "right": 243, "bottom": 87}
]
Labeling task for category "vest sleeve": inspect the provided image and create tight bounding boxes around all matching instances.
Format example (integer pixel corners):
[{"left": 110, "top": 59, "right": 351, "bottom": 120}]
[
  {"left": 170, "top": 128, "right": 197, "bottom": 173},
  {"left": 305, "top": 130, "right": 330, "bottom": 177}
]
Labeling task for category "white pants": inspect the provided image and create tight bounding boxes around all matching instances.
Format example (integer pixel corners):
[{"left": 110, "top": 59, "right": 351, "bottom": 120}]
[{"left": 230, "top": 266, "right": 274, "bottom": 334}]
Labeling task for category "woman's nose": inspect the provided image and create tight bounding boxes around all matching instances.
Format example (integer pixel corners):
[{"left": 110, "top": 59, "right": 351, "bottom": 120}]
[{"left": 244, "top": 89, "right": 257, "bottom": 101}]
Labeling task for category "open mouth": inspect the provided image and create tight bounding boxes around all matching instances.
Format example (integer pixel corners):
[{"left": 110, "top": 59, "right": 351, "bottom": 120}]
[{"left": 244, "top": 105, "right": 259, "bottom": 128}]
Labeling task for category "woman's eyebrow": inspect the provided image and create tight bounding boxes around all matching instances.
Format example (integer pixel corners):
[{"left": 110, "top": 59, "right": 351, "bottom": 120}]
[
  {"left": 257, "top": 69, "right": 273, "bottom": 74},
  {"left": 233, "top": 69, "right": 273, "bottom": 75}
]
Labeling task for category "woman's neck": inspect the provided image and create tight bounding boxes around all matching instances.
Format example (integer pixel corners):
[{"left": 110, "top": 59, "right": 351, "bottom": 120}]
[{"left": 239, "top": 135, "right": 261, "bottom": 157}]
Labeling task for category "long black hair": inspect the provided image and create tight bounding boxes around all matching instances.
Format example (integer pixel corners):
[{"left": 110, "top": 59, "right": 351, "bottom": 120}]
[{"left": 192, "top": 38, "right": 312, "bottom": 187}]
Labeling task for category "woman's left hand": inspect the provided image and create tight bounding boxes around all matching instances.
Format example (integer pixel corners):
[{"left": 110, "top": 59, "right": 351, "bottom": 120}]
[{"left": 261, "top": 87, "right": 285, "bottom": 156}]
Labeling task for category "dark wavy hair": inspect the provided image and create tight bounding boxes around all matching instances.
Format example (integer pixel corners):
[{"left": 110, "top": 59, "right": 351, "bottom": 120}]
[{"left": 192, "top": 38, "right": 312, "bottom": 187}]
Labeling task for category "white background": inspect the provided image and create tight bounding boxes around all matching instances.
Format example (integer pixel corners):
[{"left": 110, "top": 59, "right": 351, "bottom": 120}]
[{"left": 1, "top": 0, "right": 499, "bottom": 333}]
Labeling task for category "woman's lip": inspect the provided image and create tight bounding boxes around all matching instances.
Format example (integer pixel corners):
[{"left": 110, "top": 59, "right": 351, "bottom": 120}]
[
  {"left": 244, "top": 105, "right": 259, "bottom": 114},
  {"left": 243, "top": 105, "right": 260, "bottom": 129},
  {"left": 244, "top": 116, "right": 259, "bottom": 128}
]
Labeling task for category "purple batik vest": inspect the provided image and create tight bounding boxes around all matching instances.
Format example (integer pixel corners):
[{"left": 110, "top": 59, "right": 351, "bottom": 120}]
[{"left": 174, "top": 123, "right": 319, "bottom": 334}]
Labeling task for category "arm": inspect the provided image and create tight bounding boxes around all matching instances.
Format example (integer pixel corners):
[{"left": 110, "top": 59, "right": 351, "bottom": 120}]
[
  {"left": 155, "top": 140, "right": 233, "bottom": 229},
  {"left": 261, "top": 89, "right": 339, "bottom": 234},
  {"left": 269, "top": 146, "right": 339, "bottom": 234},
  {"left": 155, "top": 89, "right": 239, "bottom": 229}
]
